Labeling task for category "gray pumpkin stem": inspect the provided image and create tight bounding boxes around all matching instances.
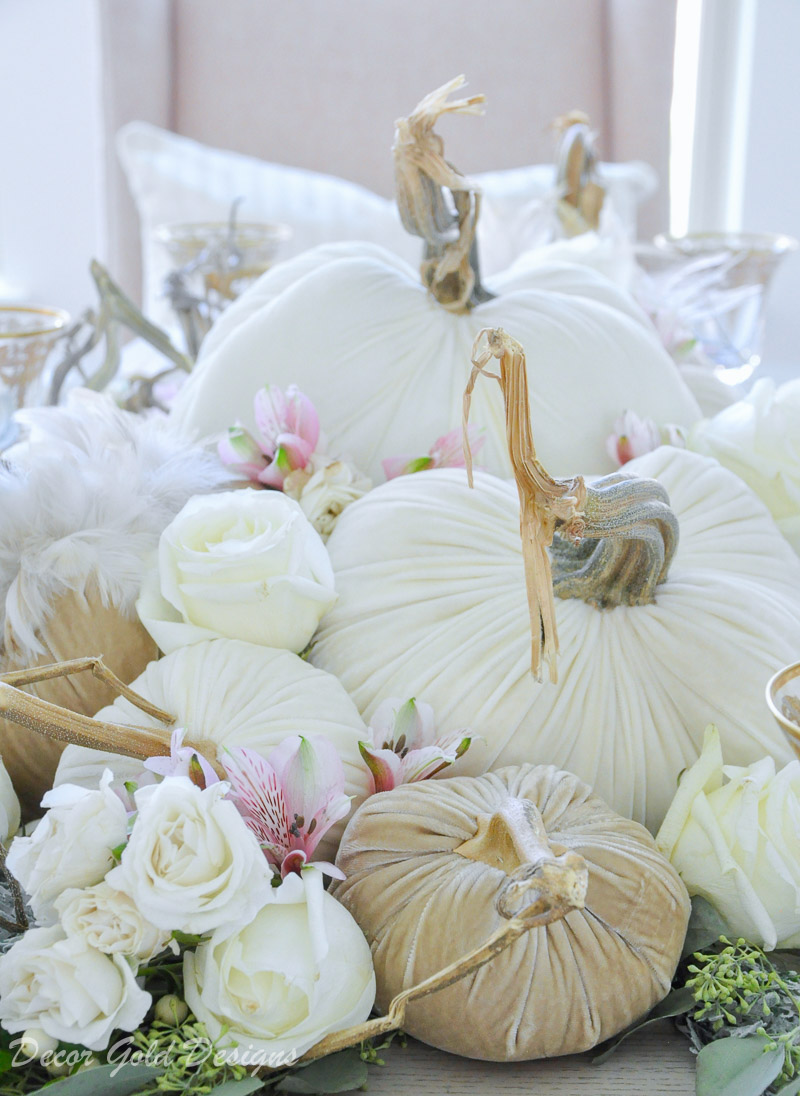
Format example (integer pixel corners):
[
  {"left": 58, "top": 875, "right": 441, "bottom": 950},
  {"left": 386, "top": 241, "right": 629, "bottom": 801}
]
[
  {"left": 551, "top": 472, "right": 679, "bottom": 608},
  {"left": 393, "top": 75, "right": 495, "bottom": 313}
]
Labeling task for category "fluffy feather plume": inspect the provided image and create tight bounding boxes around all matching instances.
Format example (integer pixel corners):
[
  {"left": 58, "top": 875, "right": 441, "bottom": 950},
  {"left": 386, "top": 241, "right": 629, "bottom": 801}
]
[{"left": 0, "top": 390, "right": 232, "bottom": 662}]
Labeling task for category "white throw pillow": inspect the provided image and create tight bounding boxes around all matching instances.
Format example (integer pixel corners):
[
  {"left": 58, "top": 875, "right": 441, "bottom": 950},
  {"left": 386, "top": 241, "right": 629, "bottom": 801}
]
[{"left": 118, "top": 121, "right": 658, "bottom": 325}]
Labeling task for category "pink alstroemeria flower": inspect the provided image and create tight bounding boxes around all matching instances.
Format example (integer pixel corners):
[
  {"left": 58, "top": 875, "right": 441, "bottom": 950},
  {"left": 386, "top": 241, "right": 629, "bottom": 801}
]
[
  {"left": 606, "top": 410, "right": 687, "bottom": 467},
  {"left": 218, "top": 384, "right": 321, "bottom": 489},
  {"left": 221, "top": 736, "right": 351, "bottom": 879},
  {"left": 382, "top": 425, "right": 485, "bottom": 481},
  {"left": 360, "top": 698, "right": 472, "bottom": 794},
  {"left": 143, "top": 727, "right": 221, "bottom": 789}
]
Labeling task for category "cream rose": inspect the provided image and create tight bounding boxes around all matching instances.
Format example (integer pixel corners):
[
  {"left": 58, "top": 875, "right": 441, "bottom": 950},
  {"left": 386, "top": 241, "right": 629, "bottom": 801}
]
[
  {"left": 285, "top": 457, "right": 372, "bottom": 540},
  {"left": 6, "top": 771, "right": 128, "bottom": 924},
  {"left": 106, "top": 777, "right": 272, "bottom": 935},
  {"left": 137, "top": 489, "right": 337, "bottom": 655},
  {"left": 689, "top": 378, "right": 800, "bottom": 553},
  {"left": 656, "top": 725, "right": 800, "bottom": 950},
  {"left": 55, "top": 882, "right": 172, "bottom": 962},
  {"left": 0, "top": 756, "right": 20, "bottom": 843},
  {"left": 183, "top": 869, "right": 375, "bottom": 1060},
  {"left": 0, "top": 925, "right": 151, "bottom": 1051}
]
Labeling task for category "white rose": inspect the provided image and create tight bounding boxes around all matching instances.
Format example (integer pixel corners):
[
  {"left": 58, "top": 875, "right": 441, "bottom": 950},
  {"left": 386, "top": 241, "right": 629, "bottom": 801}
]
[
  {"left": 656, "top": 725, "right": 800, "bottom": 950},
  {"left": 183, "top": 869, "right": 375, "bottom": 1060},
  {"left": 6, "top": 771, "right": 128, "bottom": 924},
  {"left": 136, "top": 489, "right": 337, "bottom": 655},
  {"left": 106, "top": 777, "right": 272, "bottom": 935},
  {"left": 689, "top": 378, "right": 800, "bottom": 553},
  {"left": 285, "top": 457, "right": 372, "bottom": 540},
  {"left": 0, "top": 925, "right": 150, "bottom": 1051},
  {"left": 0, "top": 757, "right": 20, "bottom": 843},
  {"left": 55, "top": 882, "right": 172, "bottom": 962}
]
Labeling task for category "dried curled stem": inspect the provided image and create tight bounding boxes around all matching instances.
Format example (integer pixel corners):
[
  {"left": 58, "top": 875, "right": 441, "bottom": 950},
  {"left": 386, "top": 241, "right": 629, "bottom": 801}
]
[
  {"left": 464, "top": 328, "right": 586, "bottom": 683},
  {"left": 0, "top": 657, "right": 224, "bottom": 778},
  {"left": 299, "top": 799, "right": 587, "bottom": 1065},
  {"left": 393, "top": 75, "right": 494, "bottom": 312},
  {"left": 553, "top": 111, "right": 606, "bottom": 237},
  {"left": 463, "top": 328, "right": 679, "bottom": 678}
]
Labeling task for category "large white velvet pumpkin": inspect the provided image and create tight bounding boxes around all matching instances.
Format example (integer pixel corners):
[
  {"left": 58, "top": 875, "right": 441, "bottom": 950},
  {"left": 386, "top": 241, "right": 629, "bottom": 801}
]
[
  {"left": 172, "top": 242, "right": 700, "bottom": 481},
  {"left": 310, "top": 447, "right": 800, "bottom": 830},
  {"left": 55, "top": 639, "right": 372, "bottom": 859}
]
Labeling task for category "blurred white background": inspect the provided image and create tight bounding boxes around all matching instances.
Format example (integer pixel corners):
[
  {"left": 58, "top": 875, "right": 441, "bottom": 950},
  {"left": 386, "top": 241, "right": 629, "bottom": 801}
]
[{"left": 0, "top": 0, "right": 797, "bottom": 379}]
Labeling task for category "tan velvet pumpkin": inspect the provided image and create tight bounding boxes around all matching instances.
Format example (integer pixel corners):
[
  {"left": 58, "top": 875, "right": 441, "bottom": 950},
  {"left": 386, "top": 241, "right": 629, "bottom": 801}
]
[
  {"left": 0, "top": 587, "right": 157, "bottom": 817},
  {"left": 333, "top": 764, "right": 690, "bottom": 1062}
]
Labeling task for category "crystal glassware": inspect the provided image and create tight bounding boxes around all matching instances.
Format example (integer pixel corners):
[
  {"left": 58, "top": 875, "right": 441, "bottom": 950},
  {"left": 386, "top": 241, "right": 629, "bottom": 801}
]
[
  {"left": 0, "top": 305, "right": 70, "bottom": 450},
  {"left": 155, "top": 220, "right": 292, "bottom": 358},
  {"left": 652, "top": 231, "right": 798, "bottom": 385}
]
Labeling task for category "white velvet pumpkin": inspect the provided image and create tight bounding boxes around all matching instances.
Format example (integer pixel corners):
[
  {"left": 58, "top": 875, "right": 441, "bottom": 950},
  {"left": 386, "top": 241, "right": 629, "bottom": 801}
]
[
  {"left": 310, "top": 447, "right": 800, "bottom": 830},
  {"left": 54, "top": 639, "right": 372, "bottom": 859},
  {"left": 171, "top": 242, "right": 700, "bottom": 480}
]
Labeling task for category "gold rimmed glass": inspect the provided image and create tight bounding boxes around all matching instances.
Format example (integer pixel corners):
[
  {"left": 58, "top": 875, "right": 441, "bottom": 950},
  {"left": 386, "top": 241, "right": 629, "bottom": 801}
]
[
  {"left": 766, "top": 660, "right": 800, "bottom": 756},
  {"left": 0, "top": 305, "right": 70, "bottom": 449}
]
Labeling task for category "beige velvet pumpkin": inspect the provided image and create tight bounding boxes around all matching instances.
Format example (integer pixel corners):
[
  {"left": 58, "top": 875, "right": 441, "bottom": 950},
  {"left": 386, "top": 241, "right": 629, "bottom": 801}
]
[
  {"left": 333, "top": 764, "right": 690, "bottom": 1062},
  {"left": 0, "top": 587, "right": 157, "bottom": 818}
]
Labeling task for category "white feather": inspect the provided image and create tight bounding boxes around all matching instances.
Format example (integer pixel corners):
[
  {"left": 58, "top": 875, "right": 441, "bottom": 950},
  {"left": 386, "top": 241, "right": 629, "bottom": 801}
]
[{"left": 0, "top": 389, "right": 231, "bottom": 662}]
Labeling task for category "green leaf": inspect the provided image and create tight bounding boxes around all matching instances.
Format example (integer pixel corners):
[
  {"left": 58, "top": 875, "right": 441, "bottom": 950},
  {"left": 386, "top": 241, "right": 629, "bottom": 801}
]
[
  {"left": 696, "top": 1035, "right": 784, "bottom": 1096},
  {"left": 682, "top": 896, "right": 731, "bottom": 957},
  {"left": 775, "top": 1077, "right": 800, "bottom": 1096},
  {"left": 0, "top": 1048, "right": 12, "bottom": 1074},
  {"left": 769, "top": 951, "right": 800, "bottom": 977},
  {"left": 593, "top": 985, "right": 696, "bottom": 1063},
  {"left": 29, "top": 1063, "right": 163, "bottom": 1096},
  {"left": 204, "top": 1080, "right": 265, "bottom": 1095},
  {"left": 171, "top": 930, "right": 203, "bottom": 947},
  {"left": 275, "top": 1051, "right": 369, "bottom": 1094}
]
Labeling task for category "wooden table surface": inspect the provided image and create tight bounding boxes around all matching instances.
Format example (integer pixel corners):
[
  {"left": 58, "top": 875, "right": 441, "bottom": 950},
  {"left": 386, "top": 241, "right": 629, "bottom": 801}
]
[{"left": 362, "top": 1021, "right": 696, "bottom": 1094}]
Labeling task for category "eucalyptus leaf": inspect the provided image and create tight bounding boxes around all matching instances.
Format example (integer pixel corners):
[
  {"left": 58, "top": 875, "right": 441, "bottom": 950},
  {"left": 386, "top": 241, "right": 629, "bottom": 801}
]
[
  {"left": 29, "top": 1063, "right": 163, "bottom": 1096},
  {"left": 275, "top": 1051, "right": 368, "bottom": 1094},
  {"left": 775, "top": 1076, "right": 800, "bottom": 1096},
  {"left": 203, "top": 1079, "right": 265, "bottom": 1095},
  {"left": 682, "top": 896, "right": 731, "bottom": 957},
  {"left": 770, "top": 951, "right": 800, "bottom": 976},
  {"left": 696, "top": 1035, "right": 784, "bottom": 1096},
  {"left": 592, "top": 985, "right": 696, "bottom": 1064}
]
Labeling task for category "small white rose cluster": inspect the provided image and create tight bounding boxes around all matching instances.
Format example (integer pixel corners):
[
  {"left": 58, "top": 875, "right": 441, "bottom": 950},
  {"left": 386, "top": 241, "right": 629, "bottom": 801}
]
[{"left": 0, "top": 767, "right": 375, "bottom": 1060}]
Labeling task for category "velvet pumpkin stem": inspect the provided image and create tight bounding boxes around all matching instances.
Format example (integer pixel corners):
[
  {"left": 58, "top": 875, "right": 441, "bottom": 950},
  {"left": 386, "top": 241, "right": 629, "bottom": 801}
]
[
  {"left": 463, "top": 328, "right": 679, "bottom": 679},
  {"left": 393, "top": 75, "right": 495, "bottom": 313},
  {"left": 553, "top": 111, "right": 606, "bottom": 237},
  {"left": 464, "top": 327, "right": 586, "bottom": 684},
  {"left": 297, "top": 806, "right": 588, "bottom": 1066},
  {"left": 0, "top": 656, "right": 225, "bottom": 778}
]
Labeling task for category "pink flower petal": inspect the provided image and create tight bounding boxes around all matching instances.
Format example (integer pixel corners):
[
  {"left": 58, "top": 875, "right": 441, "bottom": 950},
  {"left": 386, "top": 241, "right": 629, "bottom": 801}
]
[
  {"left": 269, "top": 736, "right": 351, "bottom": 857},
  {"left": 382, "top": 455, "right": 414, "bottom": 480},
  {"left": 285, "top": 386, "right": 320, "bottom": 452},
  {"left": 359, "top": 742, "right": 404, "bottom": 793}
]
